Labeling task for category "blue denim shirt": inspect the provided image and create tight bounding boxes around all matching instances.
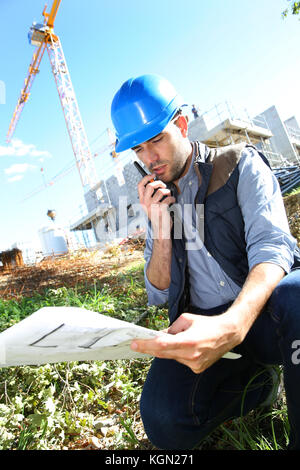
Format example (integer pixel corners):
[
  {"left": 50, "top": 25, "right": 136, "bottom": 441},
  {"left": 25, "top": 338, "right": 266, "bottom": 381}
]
[{"left": 144, "top": 145, "right": 297, "bottom": 309}]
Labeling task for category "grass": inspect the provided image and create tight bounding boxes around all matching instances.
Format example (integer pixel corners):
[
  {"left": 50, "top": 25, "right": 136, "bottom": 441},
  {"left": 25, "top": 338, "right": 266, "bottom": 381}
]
[
  {"left": 0, "top": 258, "right": 290, "bottom": 450},
  {"left": 285, "top": 184, "right": 300, "bottom": 197}
]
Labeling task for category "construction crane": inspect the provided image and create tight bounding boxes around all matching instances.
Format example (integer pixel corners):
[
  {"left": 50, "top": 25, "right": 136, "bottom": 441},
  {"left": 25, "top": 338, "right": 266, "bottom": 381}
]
[{"left": 6, "top": 0, "right": 98, "bottom": 192}]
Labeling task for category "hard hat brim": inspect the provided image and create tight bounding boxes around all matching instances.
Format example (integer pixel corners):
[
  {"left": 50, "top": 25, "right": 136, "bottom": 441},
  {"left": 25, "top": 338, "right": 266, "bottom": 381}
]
[{"left": 115, "top": 95, "right": 184, "bottom": 152}]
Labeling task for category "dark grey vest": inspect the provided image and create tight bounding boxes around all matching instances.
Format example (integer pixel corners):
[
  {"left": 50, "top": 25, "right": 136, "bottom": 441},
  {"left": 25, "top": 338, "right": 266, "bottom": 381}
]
[{"left": 168, "top": 142, "right": 299, "bottom": 324}]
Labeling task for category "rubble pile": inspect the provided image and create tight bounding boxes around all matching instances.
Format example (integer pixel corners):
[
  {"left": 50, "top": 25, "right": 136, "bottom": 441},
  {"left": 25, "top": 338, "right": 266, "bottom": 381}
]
[
  {"left": 284, "top": 192, "right": 300, "bottom": 245},
  {"left": 0, "top": 248, "right": 24, "bottom": 271}
]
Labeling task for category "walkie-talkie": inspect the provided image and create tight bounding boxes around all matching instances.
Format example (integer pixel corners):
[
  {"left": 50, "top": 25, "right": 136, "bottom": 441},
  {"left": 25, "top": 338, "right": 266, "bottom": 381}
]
[
  {"left": 134, "top": 161, "right": 174, "bottom": 201},
  {"left": 134, "top": 161, "right": 178, "bottom": 229},
  {"left": 134, "top": 161, "right": 152, "bottom": 179}
]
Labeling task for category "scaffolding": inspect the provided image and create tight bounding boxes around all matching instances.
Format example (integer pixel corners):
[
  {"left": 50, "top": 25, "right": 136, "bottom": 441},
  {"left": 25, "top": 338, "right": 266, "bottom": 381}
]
[{"left": 188, "top": 101, "right": 286, "bottom": 168}]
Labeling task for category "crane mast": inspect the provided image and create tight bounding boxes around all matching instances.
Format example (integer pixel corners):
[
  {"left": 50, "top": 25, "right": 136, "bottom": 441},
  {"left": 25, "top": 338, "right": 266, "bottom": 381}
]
[
  {"left": 6, "top": 0, "right": 98, "bottom": 192},
  {"left": 46, "top": 33, "right": 98, "bottom": 189}
]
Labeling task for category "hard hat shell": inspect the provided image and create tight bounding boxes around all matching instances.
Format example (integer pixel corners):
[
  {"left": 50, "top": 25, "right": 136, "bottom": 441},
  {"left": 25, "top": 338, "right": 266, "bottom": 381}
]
[{"left": 111, "top": 74, "right": 184, "bottom": 152}]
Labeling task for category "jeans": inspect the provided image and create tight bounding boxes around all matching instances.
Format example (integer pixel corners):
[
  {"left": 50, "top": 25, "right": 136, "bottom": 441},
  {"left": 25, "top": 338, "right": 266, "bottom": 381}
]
[{"left": 140, "top": 269, "right": 300, "bottom": 450}]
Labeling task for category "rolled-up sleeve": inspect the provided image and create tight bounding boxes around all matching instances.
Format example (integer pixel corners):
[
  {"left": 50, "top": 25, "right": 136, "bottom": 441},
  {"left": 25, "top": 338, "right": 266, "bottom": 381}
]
[
  {"left": 144, "top": 223, "right": 169, "bottom": 305},
  {"left": 237, "top": 147, "right": 297, "bottom": 273}
]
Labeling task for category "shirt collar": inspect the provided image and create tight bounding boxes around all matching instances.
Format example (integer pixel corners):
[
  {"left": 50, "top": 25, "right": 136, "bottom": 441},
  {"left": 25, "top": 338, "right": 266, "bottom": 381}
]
[{"left": 177, "top": 141, "right": 208, "bottom": 193}]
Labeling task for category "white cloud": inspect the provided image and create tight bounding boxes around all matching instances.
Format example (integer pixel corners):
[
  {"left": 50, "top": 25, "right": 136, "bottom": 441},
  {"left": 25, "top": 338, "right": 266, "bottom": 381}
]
[
  {"left": 30, "top": 149, "right": 51, "bottom": 158},
  {"left": 7, "top": 174, "right": 24, "bottom": 183},
  {"left": 0, "top": 139, "right": 52, "bottom": 159},
  {"left": 5, "top": 163, "right": 37, "bottom": 175}
]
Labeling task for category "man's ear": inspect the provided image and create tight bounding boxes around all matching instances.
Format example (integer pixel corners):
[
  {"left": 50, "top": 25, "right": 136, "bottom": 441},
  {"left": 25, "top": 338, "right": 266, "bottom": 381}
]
[{"left": 175, "top": 115, "right": 188, "bottom": 138}]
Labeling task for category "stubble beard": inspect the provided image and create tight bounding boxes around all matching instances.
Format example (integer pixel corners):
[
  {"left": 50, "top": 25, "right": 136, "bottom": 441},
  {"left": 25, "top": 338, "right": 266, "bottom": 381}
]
[{"left": 165, "top": 149, "right": 190, "bottom": 183}]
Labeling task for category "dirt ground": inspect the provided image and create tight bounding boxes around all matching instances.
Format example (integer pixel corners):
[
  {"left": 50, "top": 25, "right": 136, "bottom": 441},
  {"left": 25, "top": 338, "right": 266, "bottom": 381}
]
[
  {"left": 0, "top": 238, "right": 145, "bottom": 300},
  {"left": 1, "top": 193, "right": 299, "bottom": 301}
]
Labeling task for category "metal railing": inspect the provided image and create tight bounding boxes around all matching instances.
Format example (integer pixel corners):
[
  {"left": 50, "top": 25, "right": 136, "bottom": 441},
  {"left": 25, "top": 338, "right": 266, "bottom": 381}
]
[
  {"left": 286, "top": 125, "right": 300, "bottom": 143},
  {"left": 273, "top": 165, "right": 300, "bottom": 195},
  {"left": 197, "top": 101, "right": 270, "bottom": 132}
]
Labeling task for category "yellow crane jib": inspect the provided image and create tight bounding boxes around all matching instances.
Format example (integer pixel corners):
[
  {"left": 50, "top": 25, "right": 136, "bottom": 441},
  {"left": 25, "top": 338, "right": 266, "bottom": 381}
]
[{"left": 6, "top": 0, "right": 98, "bottom": 192}]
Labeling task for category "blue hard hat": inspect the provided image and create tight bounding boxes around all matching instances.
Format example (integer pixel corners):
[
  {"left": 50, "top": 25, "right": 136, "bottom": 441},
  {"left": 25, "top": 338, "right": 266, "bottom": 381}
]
[{"left": 111, "top": 74, "right": 184, "bottom": 152}]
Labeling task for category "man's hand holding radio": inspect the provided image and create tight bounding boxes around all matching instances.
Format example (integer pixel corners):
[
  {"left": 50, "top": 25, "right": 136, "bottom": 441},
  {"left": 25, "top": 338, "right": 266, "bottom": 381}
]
[{"left": 137, "top": 174, "right": 175, "bottom": 239}]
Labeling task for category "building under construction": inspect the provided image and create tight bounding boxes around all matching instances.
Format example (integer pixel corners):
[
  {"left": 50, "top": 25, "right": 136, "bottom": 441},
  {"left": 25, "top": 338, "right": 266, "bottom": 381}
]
[
  {"left": 188, "top": 101, "right": 300, "bottom": 167},
  {"left": 69, "top": 101, "right": 300, "bottom": 246}
]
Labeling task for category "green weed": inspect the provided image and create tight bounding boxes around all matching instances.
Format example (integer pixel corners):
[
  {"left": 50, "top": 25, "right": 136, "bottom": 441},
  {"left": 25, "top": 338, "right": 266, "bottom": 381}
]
[{"left": 0, "top": 261, "right": 290, "bottom": 450}]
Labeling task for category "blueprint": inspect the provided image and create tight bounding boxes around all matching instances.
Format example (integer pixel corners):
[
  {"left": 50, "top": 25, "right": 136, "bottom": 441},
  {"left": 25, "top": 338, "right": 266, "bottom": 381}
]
[{"left": 0, "top": 306, "right": 241, "bottom": 367}]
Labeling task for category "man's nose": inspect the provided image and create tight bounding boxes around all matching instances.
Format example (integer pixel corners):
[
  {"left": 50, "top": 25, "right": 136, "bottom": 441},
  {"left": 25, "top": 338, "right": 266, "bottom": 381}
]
[{"left": 144, "top": 144, "right": 159, "bottom": 167}]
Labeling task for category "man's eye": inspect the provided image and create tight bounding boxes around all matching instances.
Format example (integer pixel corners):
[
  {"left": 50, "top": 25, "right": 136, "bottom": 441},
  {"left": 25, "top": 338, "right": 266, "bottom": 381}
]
[{"left": 152, "top": 136, "right": 163, "bottom": 144}]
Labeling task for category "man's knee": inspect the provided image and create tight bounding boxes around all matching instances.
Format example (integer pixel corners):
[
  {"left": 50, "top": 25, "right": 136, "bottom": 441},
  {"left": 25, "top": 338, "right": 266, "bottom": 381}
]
[{"left": 269, "top": 269, "right": 300, "bottom": 316}]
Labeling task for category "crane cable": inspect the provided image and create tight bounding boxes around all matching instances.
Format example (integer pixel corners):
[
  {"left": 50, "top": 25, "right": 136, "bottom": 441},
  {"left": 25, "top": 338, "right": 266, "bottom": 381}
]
[{"left": 20, "top": 129, "right": 132, "bottom": 202}]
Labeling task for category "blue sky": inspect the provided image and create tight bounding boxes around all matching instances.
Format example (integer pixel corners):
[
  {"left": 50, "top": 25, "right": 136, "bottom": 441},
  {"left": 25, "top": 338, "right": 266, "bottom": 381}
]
[{"left": 0, "top": 0, "right": 299, "bottom": 251}]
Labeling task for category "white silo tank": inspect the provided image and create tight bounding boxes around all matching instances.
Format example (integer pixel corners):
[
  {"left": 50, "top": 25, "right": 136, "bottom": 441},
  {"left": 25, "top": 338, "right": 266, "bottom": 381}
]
[{"left": 38, "top": 224, "right": 68, "bottom": 256}]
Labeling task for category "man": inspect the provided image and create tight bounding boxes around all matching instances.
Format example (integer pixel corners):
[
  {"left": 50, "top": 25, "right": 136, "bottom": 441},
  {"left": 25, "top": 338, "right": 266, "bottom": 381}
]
[{"left": 111, "top": 74, "right": 300, "bottom": 450}]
